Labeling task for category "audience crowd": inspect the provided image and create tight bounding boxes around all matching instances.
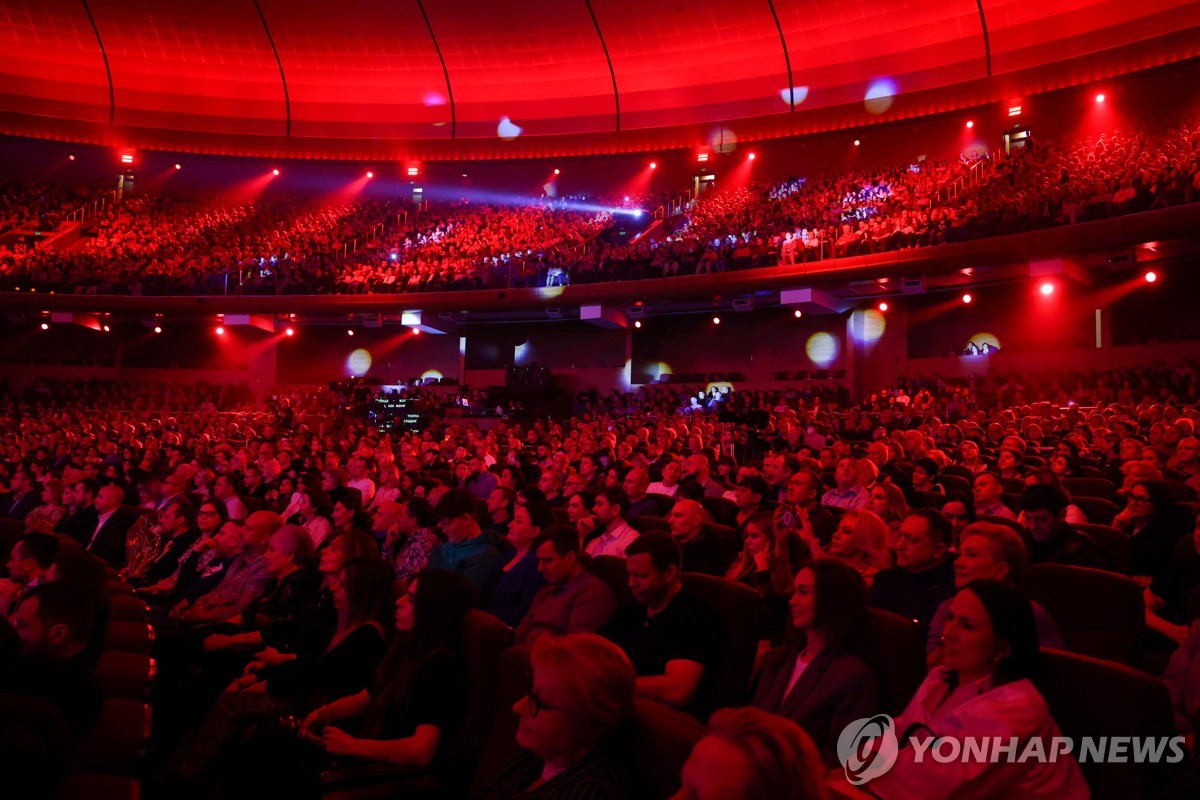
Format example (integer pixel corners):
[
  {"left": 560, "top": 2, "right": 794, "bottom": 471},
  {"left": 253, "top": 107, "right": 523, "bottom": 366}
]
[{"left": 2, "top": 358, "right": 1200, "bottom": 797}]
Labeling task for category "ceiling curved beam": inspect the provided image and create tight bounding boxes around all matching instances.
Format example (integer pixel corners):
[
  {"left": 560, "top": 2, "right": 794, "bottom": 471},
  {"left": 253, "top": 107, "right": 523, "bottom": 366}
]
[
  {"left": 975, "top": 0, "right": 993, "bottom": 77},
  {"left": 417, "top": 0, "right": 456, "bottom": 139},
  {"left": 252, "top": 0, "right": 291, "bottom": 136},
  {"left": 583, "top": 0, "right": 621, "bottom": 131},
  {"left": 765, "top": 0, "right": 796, "bottom": 112},
  {"left": 78, "top": 0, "right": 115, "bottom": 124}
]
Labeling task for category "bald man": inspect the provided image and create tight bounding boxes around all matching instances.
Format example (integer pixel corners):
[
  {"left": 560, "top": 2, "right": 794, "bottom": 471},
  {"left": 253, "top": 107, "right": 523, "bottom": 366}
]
[
  {"left": 667, "top": 499, "right": 735, "bottom": 577},
  {"left": 84, "top": 484, "right": 140, "bottom": 566}
]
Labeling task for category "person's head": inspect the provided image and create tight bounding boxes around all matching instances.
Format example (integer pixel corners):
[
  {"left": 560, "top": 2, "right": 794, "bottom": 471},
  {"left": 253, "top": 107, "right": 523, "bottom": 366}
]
[
  {"left": 954, "top": 523, "right": 1027, "bottom": 588},
  {"left": 242, "top": 510, "right": 283, "bottom": 552},
  {"left": 868, "top": 481, "right": 908, "bottom": 523},
  {"left": 434, "top": 489, "right": 482, "bottom": 544},
  {"left": 299, "top": 487, "right": 333, "bottom": 520},
  {"left": 784, "top": 469, "right": 822, "bottom": 507},
  {"left": 533, "top": 525, "right": 585, "bottom": 585},
  {"left": 996, "top": 448, "right": 1023, "bottom": 476},
  {"left": 515, "top": 634, "right": 636, "bottom": 768},
  {"left": 828, "top": 510, "right": 891, "bottom": 570},
  {"left": 1019, "top": 483, "right": 1069, "bottom": 543},
  {"left": 318, "top": 530, "right": 380, "bottom": 575},
  {"left": 7, "top": 533, "right": 58, "bottom": 584},
  {"left": 371, "top": 500, "right": 404, "bottom": 537},
  {"left": 94, "top": 484, "right": 123, "bottom": 514},
  {"left": 624, "top": 531, "right": 682, "bottom": 608},
  {"left": 940, "top": 493, "right": 976, "bottom": 546},
  {"left": 40, "top": 478, "right": 63, "bottom": 507},
  {"left": 972, "top": 472, "right": 1005, "bottom": 507},
  {"left": 562, "top": 471, "right": 589, "bottom": 497},
  {"left": 788, "top": 558, "right": 869, "bottom": 651},
  {"left": 333, "top": 556, "right": 393, "bottom": 632},
  {"left": 487, "top": 487, "right": 517, "bottom": 521},
  {"left": 667, "top": 499, "right": 706, "bottom": 543},
  {"left": 894, "top": 509, "right": 952, "bottom": 572},
  {"left": 212, "top": 521, "right": 246, "bottom": 557},
  {"left": 508, "top": 501, "right": 553, "bottom": 551},
  {"left": 659, "top": 458, "right": 682, "bottom": 486},
  {"left": 834, "top": 456, "right": 858, "bottom": 489},
  {"left": 734, "top": 476, "right": 769, "bottom": 511},
  {"left": 264, "top": 524, "right": 316, "bottom": 578},
  {"left": 398, "top": 497, "right": 435, "bottom": 534},
  {"left": 942, "top": 581, "right": 1039, "bottom": 684},
  {"left": 674, "top": 707, "right": 828, "bottom": 800},
  {"left": 160, "top": 498, "right": 197, "bottom": 537},
  {"left": 741, "top": 511, "right": 776, "bottom": 557},
  {"left": 622, "top": 467, "right": 650, "bottom": 500},
  {"left": 593, "top": 487, "right": 630, "bottom": 528},
  {"left": 10, "top": 581, "right": 94, "bottom": 658},
  {"left": 213, "top": 473, "right": 239, "bottom": 500},
  {"left": 1126, "top": 480, "right": 1177, "bottom": 522},
  {"left": 911, "top": 457, "right": 940, "bottom": 489},
  {"left": 565, "top": 491, "right": 595, "bottom": 524}
]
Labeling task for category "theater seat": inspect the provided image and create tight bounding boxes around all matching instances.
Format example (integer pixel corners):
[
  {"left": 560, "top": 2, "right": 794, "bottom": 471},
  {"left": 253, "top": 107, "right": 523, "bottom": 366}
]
[
  {"left": 53, "top": 775, "right": 139, "bottom": 800},
  {"left": 69, "top": 698, "right": 151, "bottom": 777},
  {"left": 586, "top": 555, "right": 634, "bottom": 608},
  {"left": 471, "top": 645, "right": 532, "bottom": 795},
  {"left": 909, "top": 490, "right": 947, "bottom": 510},
  {"left": 628, "top": 515, "right": 669, "bottom": 534},
  {"left": 96, "top": 651, "right": 155, "bottom": 702},
  {"left": 1074, "top": 523, "right": 1133, "bottom": 575},
  {"left": 861, "top": 609, "right": 925, "bottom": 715},
  {"left": 1062, "top": 477, "right": 1120, "bottom": 503},
  {"left": 700, "top": 496, "right": 738, "bottom": 528},
  {"left": 103, "top": 621, "right": 154, "bottom": 655},
  {"left": 701, "top": 523, "right": 741, "bottom": 570},
  {"left": 631, "top": 698, "right": 707, "bottom": 800},
  {"left": 1073, "top": 496, "right": 1120, "bottom": 526},
  {"left": 107, "top": 595, "right": 149, "bottom": 622},
  {"left": 680, "top": 574, "right": 759, "bottom": 709},
  {"left": 1037, "top": 648, "right": 1178, "bottom": 799},
  {"left": 1019, "top": 564, "right": 1144, "bottom": 666}
]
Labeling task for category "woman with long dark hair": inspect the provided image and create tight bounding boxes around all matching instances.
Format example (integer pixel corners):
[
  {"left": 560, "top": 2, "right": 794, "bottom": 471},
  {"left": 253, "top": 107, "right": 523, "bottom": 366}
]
[{"left": 1113, "top": 479, "right": 1190, "bottom": 577}]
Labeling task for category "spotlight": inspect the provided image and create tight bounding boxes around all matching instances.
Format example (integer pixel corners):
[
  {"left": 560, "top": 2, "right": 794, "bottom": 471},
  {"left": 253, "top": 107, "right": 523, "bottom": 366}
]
[
  {"left": 1095, "top": 93, "right": 1105, "bottom": 103},
  {"left": 40, "top": 322, "right": 49, "bottom": 330},
  {"left": 1145, "top": 271, "right": 1157, "bottom": 283},
  {"left": 748, "top": 152, "right": 756, "bottom": 160},
  {"left": 1040, "top": 282, "right": 1054, "bottom": 296},
  {"left": 411, "top": 327, "right": 420, "bottom": 335},
  {"left": 174, "top": 163, "right": 181, "bottom": 170},
  {"left": 215, "top": 326, "right": 225, "bottom": 335},
  {"left": 962, "top": 293, "right": 973, "bottom": 304},
  {"left": 712, "top": 316, "right": 721, "bottom": 325},
  {"left": 272, "top": 169, "right": 280, "bottom": 176},
  {"left": 634, "top": 320, "right": 642, "bottom": 329},
  {"left": 878, "top": 302, "right": 889, "bottom": 312},
  {"left": 347, "top": 329, "right": 355, "bottom": 336},
  {"left": 102, "top": 324, "right": 111, "bottom": 332},
  {"left": 68, "top": 154, "right": 76, "bottom": 161},
  {"left": 153, "top": 326, "right": 162, "bottom": 334},
  {"left": 624, "top": 196, "right": 630, "bottom": 202},
  {"left": 285, "top": 327, "right": 294, "bottom": 336},
  {"left": 366, "top": 171, "right": 374, "bottom": 179},
  {"left": 794, "top": 310, "right": 802, "bottom": 318},
  {"left": 553, "top": 169, "right": 560, "bottom": 175},
  {"left": 649, "top": 161, "right": 657, "bottom": 169},
  {"left": 853, "top": 139, "right": 861, "bottom": 147},
  {"left": 965, "top": 121, "right": 974, "bottom": 129}
]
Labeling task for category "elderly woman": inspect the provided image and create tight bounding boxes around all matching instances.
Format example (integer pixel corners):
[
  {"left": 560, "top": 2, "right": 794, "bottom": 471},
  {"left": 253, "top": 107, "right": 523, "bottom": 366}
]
[
  {"left": 24, "top": 478, "right": 66, "bottom": 534},
  {"left": 926, "top": 522, "right": 1062, "bottom": 667},
  {"left": 480, "top": 633, "right": 637, "bottom": 799},
  {"left": 867, "top": 581, "right": 1089, "bottom": 800}
]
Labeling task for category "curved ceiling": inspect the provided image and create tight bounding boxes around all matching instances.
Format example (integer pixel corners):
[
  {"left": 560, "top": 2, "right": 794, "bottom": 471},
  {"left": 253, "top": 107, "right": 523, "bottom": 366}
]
[{"left": 0, "top": 0, "right": 1198, "bottom": 159}]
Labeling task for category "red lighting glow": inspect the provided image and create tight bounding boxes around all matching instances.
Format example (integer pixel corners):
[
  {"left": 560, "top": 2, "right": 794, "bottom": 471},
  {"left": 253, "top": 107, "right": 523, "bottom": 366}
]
[
  {"left": 68, "top": 154, "right": 75, "bottom": 161},
  {"left": 1040, "top": 282, "right": 1055, "bottom": 296},
  {"left": 366, "top": 171, "right": 374, "bottom": 179},
  {"left": 553, "top": 168, "right": 560, "bottom": 175},
  {"left": 748, "top": 152, "right": 756, "bottom": 160},
  {"left": 347, "top": 329, "right": 355, "bottom": 336},
  {"left": 794, "top": 310, "right": 802, "bottom": 318},
  {"left": 878, "top": 302, "right": 889, "bottom": 312},
  {"left": 1145, "top": 271, "right": 1157, "bottom": 283},
  {"left": 285, "top": 327, "right": 294, "bottom": 336},
  {"left": 153, "top": 326, "right": 162, "bottom": 334},
  {"left": 215, "top": 326, "right": 225, "bottom": 335},
  {"left": 853, "top": 139, "right": 861, "bottom": 147},
  {"left": 962, "top": 293, "right": 973, "bottom": 304},
  {"left": 649, "top": 161, "right": 657, "bottom": 169},
  {"left": 40, "top": 322, "right": 48, "bottom": 330},
  {"left": 1095, "top": 93, "right": 1105, "bottom": 103},
  {"left": 102, "top": 324, "right": 111, "bottom": 332},
  {"left": 174, "top": 163, "right": 181, "bottom": 170},
  {"left": 272, "top": 169, "right": 280, "bottom": 176},
  {"left": 712, "top": 316, "right": 721, "bottom": 325},
  {"left": 634, "top": 320, "right": 642, "bottom": 329},
  {"left": 411, "top": 327, "right": 421, "bottom": 335},
  {"left": 965, "top": 121, "right": 974, "bottom": 129}
]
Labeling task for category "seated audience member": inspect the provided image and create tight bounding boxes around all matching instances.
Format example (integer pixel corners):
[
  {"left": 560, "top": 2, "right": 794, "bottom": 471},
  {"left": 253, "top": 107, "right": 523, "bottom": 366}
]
[
  {"left": 539, "top": 469, "right": 566, "bottom": 508},
  {"left": 939, "top": 493, "right": 976, "bottom": 551},
  {"left": 822, "top": 456, "right": 870, "bottom": 510},
  {"left": 584, "top": 487, "right": 640, "bottom": 558},
  {"left": 682, "top": 453, "right": 730, "bottom": 498},
  {"left": 487, "top": 501, "right": 552, "bottom": 628},
  {"left": 84, "top": 483, "right": 140, "bottom": 565},
  {"left": 731, "top": 476, "right": 771, "bottom": 531},
  {"left": 752, "top": 559, "right": 879, "bottom": 767},
  {"left": 797, "top": 509, "right": 892, "bottom": 586},
  {"left": 603, "top": 532, "right": 721, "bottom": 715},
  {"left": 2, "top": 582, "right": 102, "bottom": 738},
  {"left": 376, "top": 498, "right": 441, "bottom": 587},
  {"left": 1162, "top": 621, "right": 1200, "bottom": 740},
  {"left": 910, "top": 457, "right": 944, "bottom": 496},
  {"left": 646, "top": 457, "right": 683, "bottom": 499},
  {"left": 972, "top": 472, "right": 1016, "bottom": 521},
  {"left": 294, "top": 487, "right": 335, "bottom": 550},
  {"left": 3, "top": 469, "right": 41, "bottom": 521},
  {"left": 864, "top": 581, "right": 1089, "bottom": 800},
  {"left": 927, "top": 523, "right": 1062, "bottom": 666},
  {"left": 0, "top": 532, "right": 58, "bottom": 616},
  {"left": 996, "top": 448, "right": 1025, "bottom": 481},
  {"left": 331, "top": 492, "right": 372, "bottom": 538},
  {"left": 675, "top": 707, "right": 829, "bottom": 800},
  {"left": 179, "top": 557, "right": 393, "bottom": 787},
  {"left": 172, "top": 512, "right": 279, "bottom": 624},
  {"left": 486, "top": 487, "right": 518, "bottom": 537},
  {"left": 23, "top": 478, "right": 66, "bottom": 534},
  {"left": 480, "top": 634, "right": 636, "bottom": 800},
  {"left": 292, "top": 571, "right": 475, "bottom": 789},
  {"left": 1144, "top": 508, "right": 1200, "bottom": 645},
  {"left": 784, "top": 468, "right": 838, "bottom": 546},
  {"left": 213, "top": 474, "right": 248, "bottom": 524},
  {"left": 54, "top": 478, "right": 100, "bottom": 544},
  {"left": 623, "top": 467, "right": 661, "bottom": 518},
  {"left": 724, "top": 510, "right": 793, "bottom": 642},
  {"left": 1021, "top": 469, "right": 1087, "bottom": 525},
  {"left": 868, "top": 480, "right": 910, "bottom": 542},
  {"left": 142, "top": 499, "right": 230, "bottom": 603},
  {"left": 1112, "top": 480, "right": 1189, "bottom": 578},
  {"left": 429, "top": 489, "right": 507, "bottom": 599},
  {"left": 1020, "top": 484, "right": 1110, "bottom": 570},
  {"left": 131, "top": 498, "right": 200, "bottom": 586},
  {"left": 869, "top": 510, "right": 957, "bottom": 637},
  {"left": 667, "top": 498, "right": 736, "bottom": 576},
  {"left": 516, "top": 525, "right": 617, "bottom": 645}
]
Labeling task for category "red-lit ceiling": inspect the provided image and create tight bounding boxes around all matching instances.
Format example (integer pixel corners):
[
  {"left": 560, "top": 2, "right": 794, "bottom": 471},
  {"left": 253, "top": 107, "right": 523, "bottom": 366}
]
[{"left": 0, "top": 0, "right": 1197, "bottom": 159}]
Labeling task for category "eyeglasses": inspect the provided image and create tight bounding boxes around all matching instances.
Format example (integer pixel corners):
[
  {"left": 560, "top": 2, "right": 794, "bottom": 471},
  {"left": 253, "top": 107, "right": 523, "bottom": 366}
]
[
  {"left": 1128, "top": 494, "right": 1152, "bottom": 503},
  {"left": 525, "top": 690, "right": 561, "bottom": 718}
]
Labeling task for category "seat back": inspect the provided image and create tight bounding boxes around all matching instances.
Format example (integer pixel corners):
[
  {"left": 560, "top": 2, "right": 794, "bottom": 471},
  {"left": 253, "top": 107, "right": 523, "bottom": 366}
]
[
  {"left": 700, "top": 496, "right": 738, "bottom": 528},
  {"left": 1164, "top": 480, "right": 1198, "bottom": 503},
  {"left": 471, "top": 645, "right": 531, "bottom": 795},
  {"left": 628, "top": 515, "right": 669, "bottom": 535},
  {"left": 1062, "top": 477, "right": 1119, "bottom": 503},
  {"left": 861, "top": 609, "right": 926, "bottom": 715},
  {"left": 1019, "top": 564, "right": 1144, "bottom": 666},
  {"left": 1073, "top": 523, "right": 1133, "bottom": 575},
  {"left": 631, "top": 699, "right": 707, "bottom": 800},
  {"left": 103, "top": 621, "right": 154, "bottom": 655},
  {"left": 96, "top": 651, "right": 155, "bottom": 702},
  {"left": 701, "top": 523, "right": 741, "bottom": 570},
  {"left": 937, "top": 474, "right": 971, "bottom": 497},
  {"left": 644, "top": 493, "right": 677, "bottom": 516},
  {"left": 1073, "top": 496, "right": 1120, "bottom": 526},
  {"left": 941, "top": 465, "right": 974, "bottom": 481},
  {"left": 69, "top": 698, "right": 151, "bottom": 776},
  {"left": 680, "top": 574, "right": 759, "bottom": 710},
  {"left": 443, "top": 610, "right": 513, "bottom": 789},
  {"left": 586, "top": 555, "right": 634, "bottom": 608},
  {"left": 910, "top": 490, "right": 947, "bottom": 510},
  {"left": 1037, "top": 648, "right": 1177, "bottom": 799}
]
